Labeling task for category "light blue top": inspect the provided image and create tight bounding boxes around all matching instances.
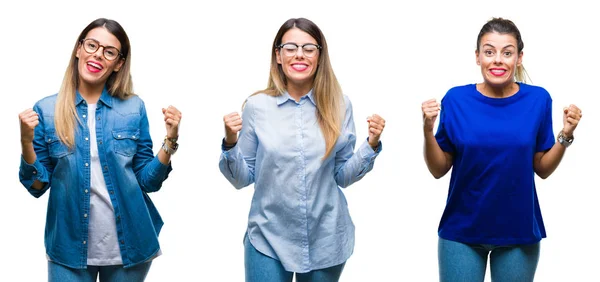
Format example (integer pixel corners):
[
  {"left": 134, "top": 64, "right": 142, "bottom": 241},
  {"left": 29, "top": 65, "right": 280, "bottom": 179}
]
[{"left": 219, "top": 90, "right": 381, "bottom": 273}]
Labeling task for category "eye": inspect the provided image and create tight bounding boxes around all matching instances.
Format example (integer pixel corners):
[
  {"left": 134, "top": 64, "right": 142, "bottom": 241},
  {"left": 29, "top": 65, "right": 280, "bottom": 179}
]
[
  {"left": 106, "top": 49, "right": 116, "bottom": 56},
  {"left": 485, "top": 50, "right": 494, "bottom": 56},
  {"left": 503, "top": 51, "right": 512, "bottom": 57},
  {"left": 87, "top": 42, "right": 97, "bottom": 49}
]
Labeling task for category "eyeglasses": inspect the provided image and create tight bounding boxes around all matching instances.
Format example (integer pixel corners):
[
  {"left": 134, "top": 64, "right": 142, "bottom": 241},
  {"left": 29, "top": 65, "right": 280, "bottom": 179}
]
[
  {"left": 277, "top": 43, "right": 321, "bottom": 58},
  {"left": 80, "top": 38, "right": 123, "bottom": 61}
]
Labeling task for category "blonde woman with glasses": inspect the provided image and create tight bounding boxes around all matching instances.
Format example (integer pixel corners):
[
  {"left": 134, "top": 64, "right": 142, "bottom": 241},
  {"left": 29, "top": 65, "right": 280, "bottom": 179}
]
[
  {"left": 18, "top": 18, "right": 181, "bottom": 281},
  {"left": 219, "top": 17, "right": 385, "bottom": 282}
]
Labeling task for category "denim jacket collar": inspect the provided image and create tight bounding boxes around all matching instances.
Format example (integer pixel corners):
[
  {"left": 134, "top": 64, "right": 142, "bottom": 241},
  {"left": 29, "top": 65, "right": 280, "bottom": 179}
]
[{"left": 75, "top": 87, "right": 113, "bottom": 108}]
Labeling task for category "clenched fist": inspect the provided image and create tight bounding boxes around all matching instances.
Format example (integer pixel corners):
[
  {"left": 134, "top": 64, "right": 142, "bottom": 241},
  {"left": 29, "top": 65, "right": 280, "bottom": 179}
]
[
  {"left": 162, "top": 105, "right": 182, "bottom": 139},
  {"left": 19, "top": 109, "right": 39, "bottom": 144},
  {"left": 562, "top": 104, "right": 582, "bottom": 137},
  {"left": 422, "top": 99, "right": 441, "bottom": 132},
  {"left": 367, "top": 114, "right": 385, "bottom": 149},
  {"left": 223, "top": 112, "right": 242, "bottom": 145}
]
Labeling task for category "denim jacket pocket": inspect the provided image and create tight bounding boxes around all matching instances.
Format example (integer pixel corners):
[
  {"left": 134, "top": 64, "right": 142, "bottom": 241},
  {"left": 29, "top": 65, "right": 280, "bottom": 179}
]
[
  {"left": 44, "top": 132, "right": 72, "bottom": 158},
  {"left": 113, "top": 129, "right": 140, "bottom": 157}
]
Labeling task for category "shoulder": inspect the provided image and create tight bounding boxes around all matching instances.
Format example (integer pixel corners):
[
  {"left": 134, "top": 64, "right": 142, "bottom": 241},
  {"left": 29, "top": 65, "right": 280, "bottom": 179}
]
[
  {"left": 519, "top": 83, "right": 551, "bottom": 100},
  {"left": 33, "top": 94, "right": 58, "bottom": 116},
  {"left": 441, "top": 84, "right": 474, "bottom": 103},
  {"left": 111, "top": 94, "right": 146, "bottom": 116}
]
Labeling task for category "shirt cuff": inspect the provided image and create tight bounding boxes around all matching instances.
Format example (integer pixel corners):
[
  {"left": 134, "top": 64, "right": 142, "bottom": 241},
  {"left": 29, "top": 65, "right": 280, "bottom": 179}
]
[
  {"left": 19, "top": 156, "right": 48, "bottom": 183},
  {"left": 221, "top": 138, "right": 238, "bottom": 152},
  {"left": 358, "top": 139, "right": 382, "bottom": 161}
]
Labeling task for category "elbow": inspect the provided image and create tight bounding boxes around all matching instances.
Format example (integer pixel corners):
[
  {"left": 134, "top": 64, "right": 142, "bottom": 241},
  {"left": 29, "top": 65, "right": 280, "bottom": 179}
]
[
  {"left": 535, "top": 171, "right": 550, "bottom": 180},
  {"left": 429, "top": 167, "right": 448, "bottom": 179}
]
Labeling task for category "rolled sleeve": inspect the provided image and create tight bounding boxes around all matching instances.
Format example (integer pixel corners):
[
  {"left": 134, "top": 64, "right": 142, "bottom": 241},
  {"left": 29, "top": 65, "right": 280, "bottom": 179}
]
[{"left": 19, "top": 156, "right": 50, "bottom": 198}]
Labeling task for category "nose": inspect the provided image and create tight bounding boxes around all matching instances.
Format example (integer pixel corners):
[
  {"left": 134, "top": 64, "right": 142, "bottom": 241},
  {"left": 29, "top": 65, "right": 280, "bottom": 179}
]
[
  {"left": 93, "top": 46, "right": 105, "bottom": 60},
  {"left": 493, "top": 52, "right": 502, "bottom": 64},
  {"left": 294, "top": 48, "right": 305, "bottom": 59}
]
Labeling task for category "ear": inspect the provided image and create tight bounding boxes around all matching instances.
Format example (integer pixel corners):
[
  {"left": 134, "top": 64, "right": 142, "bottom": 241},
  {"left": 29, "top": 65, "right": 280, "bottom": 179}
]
[
  {"left": 475, "top": 49, "right": 480, "bottom": 65},
  {"left": 76, "top": 43, "right": 81, "bottom": 59},
  {"left": 517, "top": 51, "right": 524, "bottom": 66},
  {"left": 276, "top": 48, "right": 282, "bottom": 65},
  {"left": 113, "top": 58, "right": 125, "bottom": 72}
]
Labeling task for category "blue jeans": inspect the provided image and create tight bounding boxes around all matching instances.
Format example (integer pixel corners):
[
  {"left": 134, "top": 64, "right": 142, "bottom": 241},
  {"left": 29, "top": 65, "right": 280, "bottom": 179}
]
[
  {"left": 438, "top": 237, "right": 540, "bottom": 282},
  {"left": 244, "top": 234, "right": 345, "bottom": 282},
  {"left": 48, "top": 261, "right": 152, "bottom": 282}
]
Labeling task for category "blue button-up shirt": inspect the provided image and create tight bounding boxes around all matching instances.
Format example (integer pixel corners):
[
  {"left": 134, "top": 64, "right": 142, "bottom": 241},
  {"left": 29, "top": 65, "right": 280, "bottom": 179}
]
[
  {"left": 219, "top": 91, "right": 381, "bottom": 273},
  {"left": 19, "top": 89, "right": 171, "bottom": 269}
]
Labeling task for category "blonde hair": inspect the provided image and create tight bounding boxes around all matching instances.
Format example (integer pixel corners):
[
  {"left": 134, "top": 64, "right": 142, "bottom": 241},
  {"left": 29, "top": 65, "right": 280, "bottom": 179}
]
[
  {"left": 55, "top": 18, "right": 134, "bottom": 148},
  {"left": 252, "top": 18, "right": 344, "bottom": 159}
]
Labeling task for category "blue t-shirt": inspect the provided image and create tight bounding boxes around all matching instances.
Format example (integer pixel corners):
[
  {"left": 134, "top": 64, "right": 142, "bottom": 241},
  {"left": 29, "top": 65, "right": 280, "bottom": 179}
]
[{"left": 435, "top": 83, "right": 555, "bottom": 245}]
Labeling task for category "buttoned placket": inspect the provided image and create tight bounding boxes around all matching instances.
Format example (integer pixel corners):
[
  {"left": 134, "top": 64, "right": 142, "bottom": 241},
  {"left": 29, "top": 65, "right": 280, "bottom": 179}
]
[
  {"left": 294, "top": 97, "right": 310, "bottom": 269},
  {"left": 80, "top": 101, "right": 91, "bottom": 266}
]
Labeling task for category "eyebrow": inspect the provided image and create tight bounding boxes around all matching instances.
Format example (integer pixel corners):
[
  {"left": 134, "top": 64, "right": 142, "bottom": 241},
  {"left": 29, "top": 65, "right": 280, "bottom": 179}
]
[
  {"left": 482, "top": 43, "right": 516, "bottom": 49},
  {"left": 88, "top": 38, "right": 119, "bottom": 49}
]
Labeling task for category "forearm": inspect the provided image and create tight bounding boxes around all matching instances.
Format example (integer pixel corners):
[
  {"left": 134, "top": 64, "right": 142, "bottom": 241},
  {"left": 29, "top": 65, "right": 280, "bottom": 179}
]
[
  {"left": 21, "top": 141, "right": 44, "bottom": 190},
  {"left": 423, "top": 131, "right": 451, "bottom": 179},
  {"left": 534, "top": 141, "right": 566, "bottom": 179}
]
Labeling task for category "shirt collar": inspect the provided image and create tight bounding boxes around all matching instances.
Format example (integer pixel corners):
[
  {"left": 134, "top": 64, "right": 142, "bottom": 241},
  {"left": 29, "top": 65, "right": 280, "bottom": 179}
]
[
  {"left": 75, "top": 87, "right": 113, "bottom": 108},
  {"left": 276, "top": 89, "right": 316, "bottom": 106}
]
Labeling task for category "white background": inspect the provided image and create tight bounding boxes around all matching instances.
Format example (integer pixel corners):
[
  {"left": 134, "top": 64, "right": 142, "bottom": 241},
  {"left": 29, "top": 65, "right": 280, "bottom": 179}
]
[{"left": 1, "top": 0, "right": 598, "bottom": 281}]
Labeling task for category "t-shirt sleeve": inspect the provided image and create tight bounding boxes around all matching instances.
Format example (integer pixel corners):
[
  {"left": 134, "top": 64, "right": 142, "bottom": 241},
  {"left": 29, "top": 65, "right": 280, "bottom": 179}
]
[
  {"left": 536, "top": 95, "right": 555, "bottom": 152},
  {"left": 435, "top": 97, "right": 455, "bottom": 153}
]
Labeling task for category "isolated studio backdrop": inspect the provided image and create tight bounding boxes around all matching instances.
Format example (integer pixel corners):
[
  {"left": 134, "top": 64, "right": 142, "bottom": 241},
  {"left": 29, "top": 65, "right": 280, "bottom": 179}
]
[{"left": 1, "top": 0, "right": 598, "bottom": 281}]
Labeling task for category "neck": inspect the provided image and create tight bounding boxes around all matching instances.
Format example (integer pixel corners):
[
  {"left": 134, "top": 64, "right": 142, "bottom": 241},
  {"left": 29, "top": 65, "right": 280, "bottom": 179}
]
[
  {"left": 287, "top": 81, "right": 313, "bottom": 102},
  {"left": 478, "top": 82, "right": 519, "bottom": 98},
  {"left": 78, "top": 80, "right": 105, "bottom": 104}
]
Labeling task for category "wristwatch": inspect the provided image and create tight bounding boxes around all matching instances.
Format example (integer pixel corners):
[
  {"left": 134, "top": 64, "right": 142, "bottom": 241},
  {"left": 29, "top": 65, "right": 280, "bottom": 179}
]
[
  {"left": 557, "top": 130, "right": 574, "bottom": 148},
  {"left": 162, "top": 136, "right": 179, "bottom": 155}
]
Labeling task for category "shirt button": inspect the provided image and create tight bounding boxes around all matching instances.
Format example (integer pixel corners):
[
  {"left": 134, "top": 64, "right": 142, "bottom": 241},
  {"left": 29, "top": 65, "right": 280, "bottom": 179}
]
[
  {"left": 85, "top": 137, "right": 89, "bottom": 141},
  {"left": 109, "top": 190, "right": 114, "bottom": 194},
  {"left": 116, "top": 215, "right": 121, "bottom": 221},
  {"left": 117, "top": 134, "right": 122, "bottom": 138},
  {"left": 83, "top": 115, "right": 87, "bottom": 118},
  {"left": 33, "top": 171, "right": 37, "bottom": 175},
  {"left": 97, "top": 117, "right": 101, "bottom": 121},
  {"left": 120, "top": 240, "right": 125, "bottom": 245},
  {"left": 103, "top": 166, "right": 108, "bottom": 171},
  {"left": 83, "top": 241, "right": 87, "bottom": 244},
  {"left": 99, "top": 141, "right": 103, "bottom": 145},
  {"left": 84, "top": 189, "right": 88, "bottom": 193},
  {"left": 85, "top": 163, "right": 89, "bottom": 167},
  {"left": 84, "top": 213, "right": 88, "bottom": 218}
]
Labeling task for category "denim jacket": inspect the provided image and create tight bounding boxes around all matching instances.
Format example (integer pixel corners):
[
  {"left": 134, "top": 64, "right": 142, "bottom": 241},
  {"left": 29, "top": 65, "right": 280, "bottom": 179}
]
[{"left": 19, "top": 89, "right": 172, "bottom": 269}]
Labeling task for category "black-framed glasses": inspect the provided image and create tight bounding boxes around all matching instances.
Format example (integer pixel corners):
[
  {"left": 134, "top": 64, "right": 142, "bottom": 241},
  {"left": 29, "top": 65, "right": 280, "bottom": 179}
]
[
  {"left": 80, "top": 38, "right": 123, "bottom": 61},
  {"left": 277, "top": 43, "right": 321, "bottom": 58}
]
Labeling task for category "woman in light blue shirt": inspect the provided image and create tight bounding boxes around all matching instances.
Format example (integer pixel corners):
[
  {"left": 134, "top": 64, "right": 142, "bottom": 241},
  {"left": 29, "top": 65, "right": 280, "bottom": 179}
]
[
  {"left": 18, "top": 18, "right": 181, "bottom": 281},
  {"left": 219, "top": 17, "right": 385, "bottom": 282}
]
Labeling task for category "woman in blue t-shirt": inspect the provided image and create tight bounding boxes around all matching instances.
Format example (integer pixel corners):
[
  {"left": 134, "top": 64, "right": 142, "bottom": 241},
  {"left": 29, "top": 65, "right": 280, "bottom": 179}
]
[{"left": 422, "top": 18, "right": 582, "bottom": 281}]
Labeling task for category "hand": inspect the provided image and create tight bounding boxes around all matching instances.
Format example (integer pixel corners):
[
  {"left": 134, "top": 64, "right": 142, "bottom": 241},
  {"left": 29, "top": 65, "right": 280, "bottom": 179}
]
[
  {"left": 19, "top": 109, "right": 39, "bottom": 144},
  {"left": 367, "top": 114, "right": 385, "bottom": 149},
  {"left": 422, "top": 99, "right": 441, "bottom": 132},
  {"left": 223, "top": 112, "right": 242, "bottom": 145},
  {"left": 162, "top": 105, "right": 182, "bottom": 139},
  {"left": 562, "top": 104, "right": 582, "bottom": 137}
]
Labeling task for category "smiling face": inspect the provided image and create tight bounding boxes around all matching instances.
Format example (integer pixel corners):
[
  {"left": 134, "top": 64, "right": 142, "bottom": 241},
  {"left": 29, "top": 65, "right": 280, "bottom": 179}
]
[
  {"left": 76, "top": 27, "right": 124, "bottom": 90},
  {"left": 476, "top": 31, "right": 523, "bottom": 89},
  {"left": 276, "top": 27, "right": 320, "bottom": 90}
]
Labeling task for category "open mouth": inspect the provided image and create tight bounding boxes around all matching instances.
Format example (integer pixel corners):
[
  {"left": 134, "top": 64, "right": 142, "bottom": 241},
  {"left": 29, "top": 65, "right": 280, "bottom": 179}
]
[{"left": 86, "top": 61, "right": 103, "bottom": 73}]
